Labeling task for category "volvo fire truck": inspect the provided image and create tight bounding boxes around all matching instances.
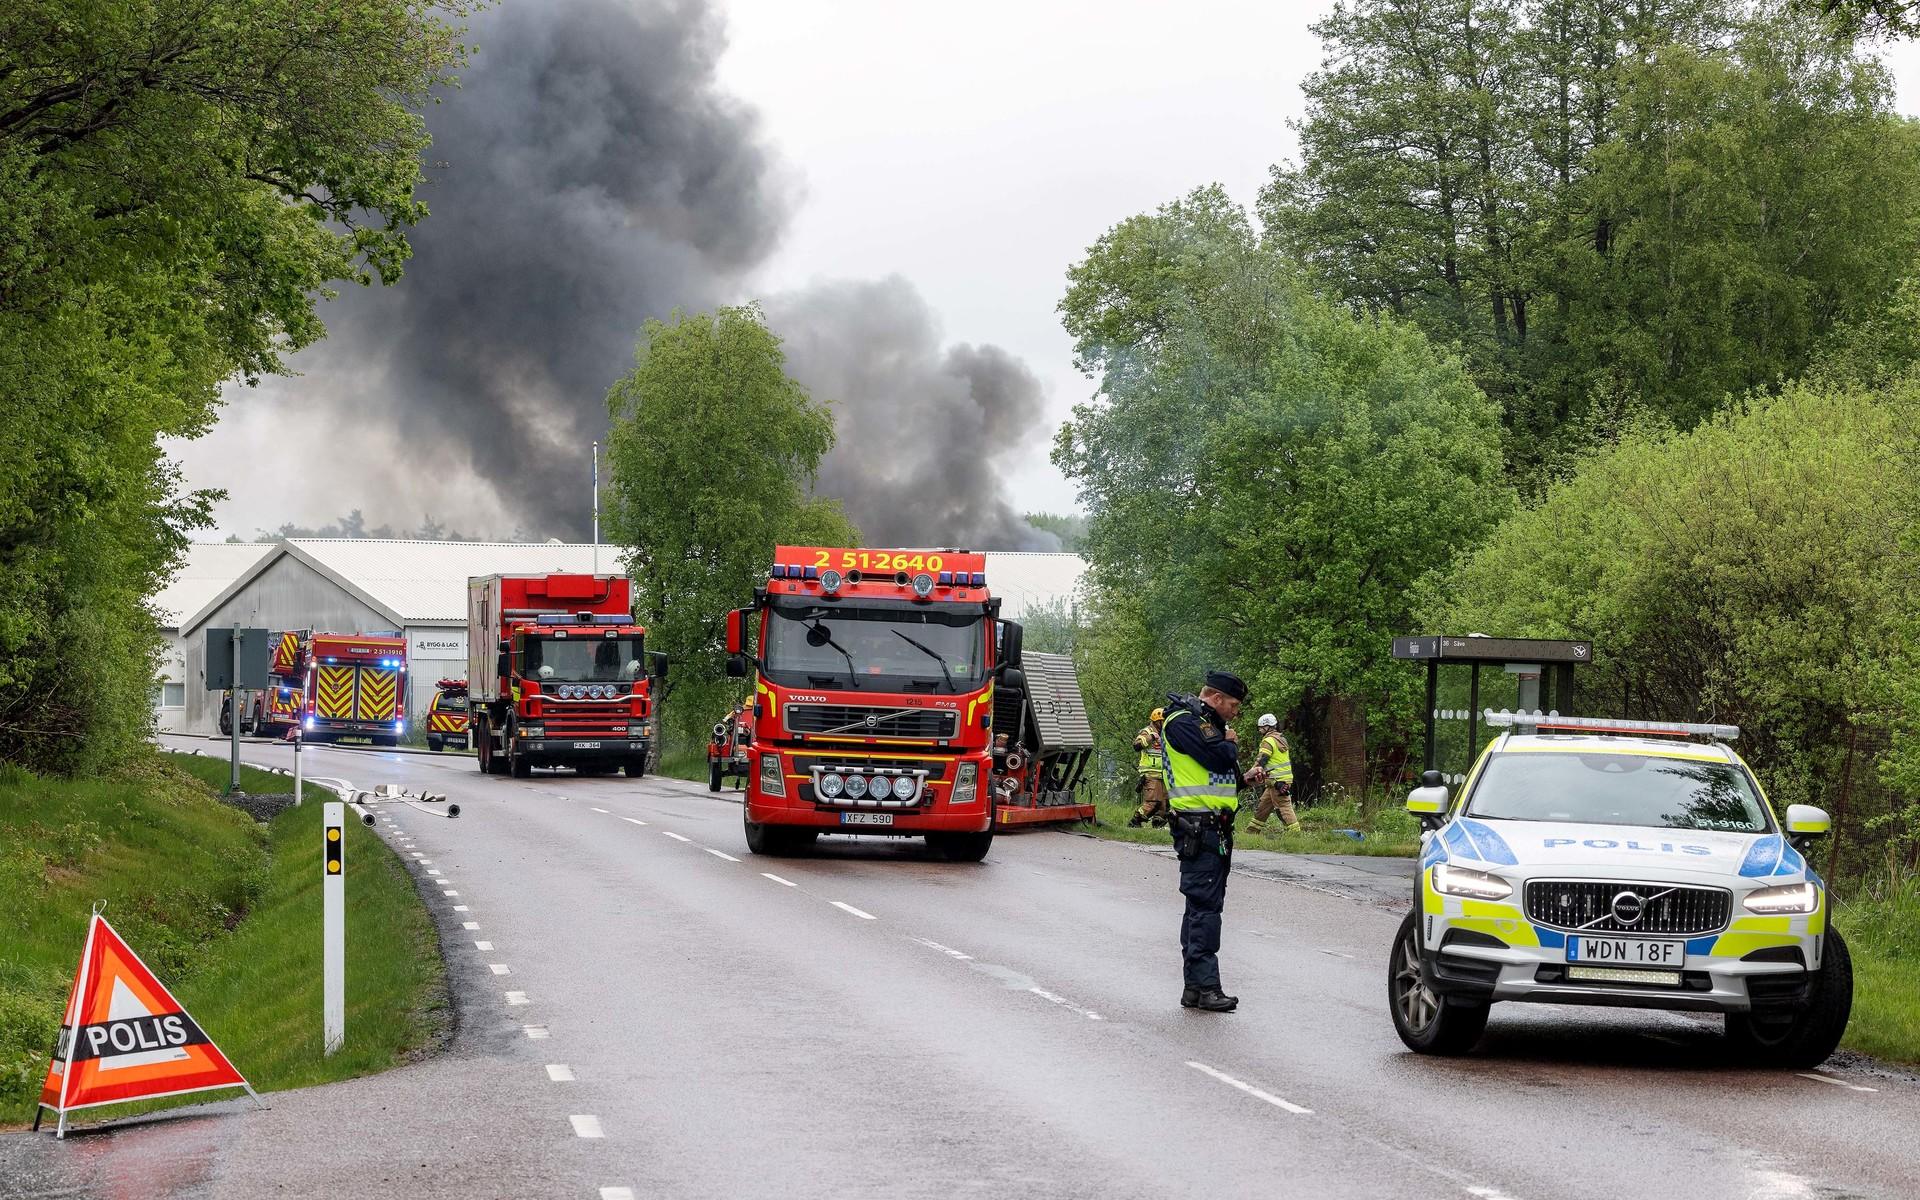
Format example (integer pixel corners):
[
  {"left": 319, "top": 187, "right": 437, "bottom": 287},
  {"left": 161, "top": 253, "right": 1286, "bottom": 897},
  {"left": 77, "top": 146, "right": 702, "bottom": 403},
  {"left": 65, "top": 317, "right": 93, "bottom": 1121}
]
[
  {"left": 262, "top": 630, "right": 409, "bottom": 744},
  {"left": 238, "top": 630, "right": 311, "bottom": 739},
  {"left": 724, "top": 546, "right": 1024, "bottom": 860},
  {"left": 466, "top": 573, "right": 665, "bottom": 778}
]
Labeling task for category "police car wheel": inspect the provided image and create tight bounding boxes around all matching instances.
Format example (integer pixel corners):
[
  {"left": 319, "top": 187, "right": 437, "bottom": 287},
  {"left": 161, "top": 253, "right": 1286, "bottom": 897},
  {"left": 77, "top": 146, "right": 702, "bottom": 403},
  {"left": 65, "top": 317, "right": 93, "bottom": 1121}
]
[
  {"left": 1389, "top": 912, "right": 1489, "bottom": 1055},
  {"left": 1724, "top": 927, "right": 1854, "bottom": 1069}
]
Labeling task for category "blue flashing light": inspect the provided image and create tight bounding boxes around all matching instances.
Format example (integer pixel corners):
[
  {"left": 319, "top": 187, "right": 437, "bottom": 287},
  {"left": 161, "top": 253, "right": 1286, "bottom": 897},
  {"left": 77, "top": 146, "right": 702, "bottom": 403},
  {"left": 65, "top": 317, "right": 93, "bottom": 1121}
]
[
  {"left": 970, "top": 572, "right": 986, "bottom": 587},
  {"left": 395, "top": 720, "right": 406, "bottom": 734},
  {"left": 803, "top": 566, "right": 819, "bottom": 580},
  {"left": 938, "top": 571, "right": 953, "bottom": 585},
  {"left": 772, "top": 564, "right": 789, "bottom": 578},
  {"left": 304, "top": 716, "right": 316, "bottom": 730},
  {"left": 326, "top": 656, "right": 337, "bottom": 664}
]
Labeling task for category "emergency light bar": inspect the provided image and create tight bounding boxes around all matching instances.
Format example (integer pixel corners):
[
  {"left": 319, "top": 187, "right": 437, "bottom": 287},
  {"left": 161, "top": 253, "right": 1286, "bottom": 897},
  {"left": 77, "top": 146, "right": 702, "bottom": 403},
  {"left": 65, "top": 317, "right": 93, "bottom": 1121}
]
[{"left": 1484, "top": 710, "right": 1739, "bottom": 741}]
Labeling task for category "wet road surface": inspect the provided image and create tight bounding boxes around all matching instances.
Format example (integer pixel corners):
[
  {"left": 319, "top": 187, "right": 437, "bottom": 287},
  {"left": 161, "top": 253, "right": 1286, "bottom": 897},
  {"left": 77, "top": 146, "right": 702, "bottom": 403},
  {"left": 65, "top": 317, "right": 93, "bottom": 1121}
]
[{"left": 2, "top": 734, "right": 1914, "bottom": 1199}]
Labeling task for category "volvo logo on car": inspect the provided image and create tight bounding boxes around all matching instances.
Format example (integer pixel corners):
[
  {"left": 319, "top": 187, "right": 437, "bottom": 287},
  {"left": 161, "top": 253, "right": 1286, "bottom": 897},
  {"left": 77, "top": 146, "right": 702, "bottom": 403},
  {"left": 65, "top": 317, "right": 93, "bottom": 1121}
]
[{"left": 1611, "top": 891, "right": 1646, "bottom": 925}]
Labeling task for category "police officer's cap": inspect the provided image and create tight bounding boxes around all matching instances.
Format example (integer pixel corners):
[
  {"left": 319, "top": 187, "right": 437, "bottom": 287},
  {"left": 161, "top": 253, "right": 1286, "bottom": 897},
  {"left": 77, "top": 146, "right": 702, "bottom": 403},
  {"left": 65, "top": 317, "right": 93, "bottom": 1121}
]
[{"left": 1205, "top": 670, "right": 1248, "bottom": 701}]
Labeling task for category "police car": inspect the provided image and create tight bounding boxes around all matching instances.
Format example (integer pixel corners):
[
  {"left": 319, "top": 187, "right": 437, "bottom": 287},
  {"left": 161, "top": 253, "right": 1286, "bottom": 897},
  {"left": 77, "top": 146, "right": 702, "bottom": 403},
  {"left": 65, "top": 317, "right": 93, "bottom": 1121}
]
[{"left": 1390, "top": 712, "right": 1852, "bottom": 1067}]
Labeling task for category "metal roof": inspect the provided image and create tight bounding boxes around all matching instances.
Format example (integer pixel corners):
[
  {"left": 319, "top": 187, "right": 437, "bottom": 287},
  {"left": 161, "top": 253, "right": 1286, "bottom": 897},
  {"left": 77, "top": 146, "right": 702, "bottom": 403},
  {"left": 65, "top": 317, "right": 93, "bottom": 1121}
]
[
  {"left": 176, "top": 539, "right": 1087, "bottom": 631},
  {"left": 1021, "top": 651, "right": 1094, "bottom": 752},
  {"left": 153, "top": 543, "right": 277, "bottom": 628}
]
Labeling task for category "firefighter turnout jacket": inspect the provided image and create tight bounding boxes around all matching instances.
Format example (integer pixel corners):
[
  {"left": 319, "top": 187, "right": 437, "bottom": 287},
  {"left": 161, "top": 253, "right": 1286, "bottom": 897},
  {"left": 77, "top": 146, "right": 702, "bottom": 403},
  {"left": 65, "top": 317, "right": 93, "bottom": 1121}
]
[
  {"left": 1134, "top": 725, "right": 1167, "bottom": 783},
  {"left": 1159, "top": 697, "right": 1242, "bottom": 814},
  {"left": 1255, "top": 731, "right": 1292, "bottom": 788}
]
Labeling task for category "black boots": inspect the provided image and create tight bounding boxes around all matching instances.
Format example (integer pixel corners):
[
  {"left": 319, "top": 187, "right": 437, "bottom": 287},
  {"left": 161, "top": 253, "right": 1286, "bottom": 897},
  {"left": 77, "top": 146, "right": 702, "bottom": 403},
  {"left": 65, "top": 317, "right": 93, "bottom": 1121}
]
[{"left": 1181, "top": 986, "right": 1238, "bottom": 1012}]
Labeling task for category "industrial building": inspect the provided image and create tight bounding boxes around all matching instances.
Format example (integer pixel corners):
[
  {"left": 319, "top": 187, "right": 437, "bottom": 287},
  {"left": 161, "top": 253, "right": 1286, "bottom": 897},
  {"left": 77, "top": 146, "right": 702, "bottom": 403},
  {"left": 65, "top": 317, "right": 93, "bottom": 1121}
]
[{"left": 162, "top": 540, "right": 1087, "bottom": 735}]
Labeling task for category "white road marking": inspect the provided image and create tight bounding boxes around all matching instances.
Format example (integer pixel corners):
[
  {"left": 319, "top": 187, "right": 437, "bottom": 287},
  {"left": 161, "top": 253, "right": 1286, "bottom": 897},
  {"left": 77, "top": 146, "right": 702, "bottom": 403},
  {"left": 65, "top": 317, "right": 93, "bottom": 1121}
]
[
  {"left": 523, "top": 1025, "right": 549, "bottom": 1039},
  {"left": 592, "top": 807, "right": 610, "bottom": 814},
  {"left": 1316, "top": 948, "right": 1356, "bottom": 959},
  {"left": 453, "top": 905, "right": 470, "bottom": 912},
  {"left": 462, "top": 922, "right": 480, "bottom": 930},
  {"left": 1797, "top": 1072, "right": 1878, "bottom": 1093},
  {"left": 506, "top": 991, "right": 529, "bottom": 1005},
  {"left": 546, "top": 1063, "right": 573, "bottom": 1081},
  {"left": 1465, "top": 1187, "right": 1523, "bottom": 1200},
  {"left": 442, "top": 890, "right": 460, "bottom": 897},
  {"left": 1185, "top": 1061, "right": 1312, "bottom": 1115},
  {"left": 426, "top": 870, "right": 441, "bottom": 876},
  {"left": 489, "top": 963, "right": 511, "bottom": 975},
  {"left": 761, "top": 872, "right": 797, "bottom": 886},
  {"left": 474, "top": 941, "right": 493, "bottom": 950},
  {"left": 662, "top": 831, "right": 691, "bottom": 842},
  {"left": 601, "top": 1189, "right": 635, "bottom": 1200},
  {"left": 911, "top": 937, "right": 973, "bottom": 961},
  {"left": 705, "top": 848, "right": 741, "bottom": 862},
  {"left": 622, "top": 817, "right": 649, "bottom": 826},
  {"left": 570, "top": 1114, "right": 604, "bottom": 1139},
  {"left": 1030, "top": 986, "right": 1103, "bottom": 1020},
  {"left": 411, "top": 853, "right": 426, "bottom": 859},
  {"left": 418, "top": 859, "right": 432, "bottom": 865},
  {"left": 831, "top": 901, "right": 876, "bottom": 920}
]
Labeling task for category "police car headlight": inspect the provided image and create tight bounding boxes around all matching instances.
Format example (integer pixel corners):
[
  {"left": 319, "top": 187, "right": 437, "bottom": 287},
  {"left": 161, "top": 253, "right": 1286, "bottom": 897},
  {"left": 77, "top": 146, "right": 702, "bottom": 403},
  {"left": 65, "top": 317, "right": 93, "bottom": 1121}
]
[
  {"left": 1743, "top": 881, "right": 1818, "bottom": 915},
  {"left": 1432, "top": 863, "right": 1512, "bottom": 901}
]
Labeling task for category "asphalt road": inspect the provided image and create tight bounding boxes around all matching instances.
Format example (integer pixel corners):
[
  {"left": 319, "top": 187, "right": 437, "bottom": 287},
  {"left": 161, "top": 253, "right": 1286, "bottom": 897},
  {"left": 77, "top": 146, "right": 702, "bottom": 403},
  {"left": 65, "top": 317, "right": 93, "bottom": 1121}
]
[{"left": 4, "top": 734, "right": 1916, "bottom": 1199}]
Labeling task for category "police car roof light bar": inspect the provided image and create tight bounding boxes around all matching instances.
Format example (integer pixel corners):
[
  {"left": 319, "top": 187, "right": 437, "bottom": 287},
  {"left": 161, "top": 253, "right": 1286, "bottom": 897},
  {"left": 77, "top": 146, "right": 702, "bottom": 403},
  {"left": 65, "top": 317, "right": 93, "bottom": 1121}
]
[{"left": 1484, "top": 710, "right": 1739, "bottom": 741}]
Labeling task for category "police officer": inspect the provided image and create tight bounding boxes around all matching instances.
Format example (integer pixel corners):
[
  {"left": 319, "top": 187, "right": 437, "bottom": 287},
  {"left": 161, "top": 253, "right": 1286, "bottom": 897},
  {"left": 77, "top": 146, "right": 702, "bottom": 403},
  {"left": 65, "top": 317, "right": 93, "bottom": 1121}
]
[
  {"left": 1127, "top": 708, "right": 1169, "bottom": 827},
  {"left": 1160, "top": 670, "right": 1247, "bottom": 1012},
  {"left": 1244, "top": 713, "right": 1300, "bottom": 835}
]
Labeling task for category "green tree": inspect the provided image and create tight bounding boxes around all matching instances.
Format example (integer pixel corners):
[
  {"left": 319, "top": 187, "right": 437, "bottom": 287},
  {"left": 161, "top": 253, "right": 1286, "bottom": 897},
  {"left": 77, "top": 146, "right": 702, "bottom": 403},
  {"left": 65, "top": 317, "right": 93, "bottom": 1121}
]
[
  {"left": 1432, "top": 386, "right": 1920, "bottom": 878},
  {"left": 1057, "top": 188, "right": 1513, "bottom": 797},
  {"left": 604, "top": 306, "right": 859, "bottom": 747},
  {"left": 0, "top": 0, "right": 473, "bottom": 772},
  {"left": 1022, "top": 511, "right": 1088, "bottom": 554}
]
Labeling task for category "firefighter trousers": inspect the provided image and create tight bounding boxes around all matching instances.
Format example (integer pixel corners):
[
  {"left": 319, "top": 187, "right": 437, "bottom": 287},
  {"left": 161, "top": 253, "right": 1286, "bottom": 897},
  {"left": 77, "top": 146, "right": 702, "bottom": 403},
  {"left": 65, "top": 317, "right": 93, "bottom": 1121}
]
[
  {"left": 1133, "top": 776, "right": 1169, "bottom": 823},
  {"left": 1247, "top": 783, "right": 1299, "bottom": 831}
]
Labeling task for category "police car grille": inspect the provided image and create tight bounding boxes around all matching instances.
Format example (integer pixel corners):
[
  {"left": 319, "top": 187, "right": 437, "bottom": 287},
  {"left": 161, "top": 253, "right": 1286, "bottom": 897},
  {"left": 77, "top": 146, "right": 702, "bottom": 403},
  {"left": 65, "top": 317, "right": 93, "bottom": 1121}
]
[
  {"left": 786, "top": 704, "right": 958, "bottom": 740},
  {"left": 1525, "top": 881, "right": 1731, "bottom": 936}
]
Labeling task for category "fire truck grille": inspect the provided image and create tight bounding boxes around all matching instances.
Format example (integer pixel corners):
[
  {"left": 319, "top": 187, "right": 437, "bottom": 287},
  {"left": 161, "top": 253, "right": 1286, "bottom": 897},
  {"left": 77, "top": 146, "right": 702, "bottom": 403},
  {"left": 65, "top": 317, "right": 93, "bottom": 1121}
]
[
  {"left": 785, "top": 704, "right": 959, "bottom": 740},
  {"left": 540, "top": 702, "right": 629, "bottom": 737},
  {"left": 1524, "top": 880, "right": 1732, "bottom": 936}
]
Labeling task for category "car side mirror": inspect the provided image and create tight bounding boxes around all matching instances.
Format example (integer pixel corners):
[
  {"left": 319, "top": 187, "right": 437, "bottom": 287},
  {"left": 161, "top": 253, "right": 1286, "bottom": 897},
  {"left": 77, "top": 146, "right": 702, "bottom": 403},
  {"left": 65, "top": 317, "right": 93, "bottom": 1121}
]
[
  {"left": 1785, "top": 804, "right": 1830, "bottom": 843},
  {"left": 1406, "top": 774, "right": 1450, "bottom": 832},
  {"left": 648, "top": 651, "right": 669, "bottom": 679},
  {"left": 725, "top": 653, "right": 747, "bottom": 679}
]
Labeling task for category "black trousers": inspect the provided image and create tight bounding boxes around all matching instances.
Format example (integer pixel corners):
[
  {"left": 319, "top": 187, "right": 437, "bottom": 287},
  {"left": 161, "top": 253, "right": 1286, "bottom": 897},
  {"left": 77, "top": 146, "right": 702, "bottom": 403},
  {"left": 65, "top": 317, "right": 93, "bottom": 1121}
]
[{"left": 1174, "top": 815, "right": 1232, "bottom": 989}]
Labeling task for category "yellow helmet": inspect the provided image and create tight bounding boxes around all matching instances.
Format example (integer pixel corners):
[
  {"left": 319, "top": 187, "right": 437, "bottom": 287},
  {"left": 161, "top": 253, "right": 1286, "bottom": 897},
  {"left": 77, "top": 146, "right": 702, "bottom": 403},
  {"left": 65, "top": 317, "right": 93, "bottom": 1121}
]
[{"left": 1150, "top": 707, "right": 1164, "bottom": 723}]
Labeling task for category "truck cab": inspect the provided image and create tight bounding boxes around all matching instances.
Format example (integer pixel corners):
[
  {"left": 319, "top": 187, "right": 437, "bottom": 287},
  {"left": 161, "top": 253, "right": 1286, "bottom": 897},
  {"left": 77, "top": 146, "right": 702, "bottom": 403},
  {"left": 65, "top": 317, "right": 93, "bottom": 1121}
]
[{"left": 726, "top": 547, "right": 1022, "bottom": 861}]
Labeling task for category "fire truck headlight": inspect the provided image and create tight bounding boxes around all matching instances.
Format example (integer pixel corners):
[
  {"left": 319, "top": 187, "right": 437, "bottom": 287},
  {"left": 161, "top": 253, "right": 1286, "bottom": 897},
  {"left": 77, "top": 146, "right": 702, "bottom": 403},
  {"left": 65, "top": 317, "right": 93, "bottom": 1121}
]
[
  {"left": 952, "top": 762, "right": 979, "bottom": 804},
  {"left": 759, "top": 753, "right": 785, "bottom": 796},
  {"left": 304, "top": 717, "right": 316, "bottom": 731},
  {"left": 395, "top": 720, "right": 405, "bottom": 734},
  {"left": 818, "top": 772, "right": 845, "bottom": 799},
  {"left": 911, "top": 573, "right": 934, "bottom": 598},
  {"left": 871, "top": 775, "right": 899, "bottom": 800},
  {"left": 844, "top": 774, "right": 870, "bottom": 799},
  {"left": 629, "top": 722, "right": 649, "bottom": 738}
]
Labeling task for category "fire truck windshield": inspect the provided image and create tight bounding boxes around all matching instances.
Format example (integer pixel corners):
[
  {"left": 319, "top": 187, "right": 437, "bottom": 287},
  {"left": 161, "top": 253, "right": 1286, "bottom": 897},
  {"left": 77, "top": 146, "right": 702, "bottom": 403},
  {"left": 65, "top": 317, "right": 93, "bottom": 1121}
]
[
  {"left": 763, "top": 604, "right": 985, "bottom": 693},
  {"left": 523, "top": 635, "right": 645, "bottom": 683}
]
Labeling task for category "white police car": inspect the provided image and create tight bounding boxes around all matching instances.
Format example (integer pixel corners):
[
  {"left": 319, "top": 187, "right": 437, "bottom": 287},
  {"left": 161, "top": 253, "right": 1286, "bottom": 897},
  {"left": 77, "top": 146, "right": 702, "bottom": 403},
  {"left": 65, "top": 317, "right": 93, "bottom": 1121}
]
[{"left": 1389, "top": 713, "right": 1852, "bottom": 1067}]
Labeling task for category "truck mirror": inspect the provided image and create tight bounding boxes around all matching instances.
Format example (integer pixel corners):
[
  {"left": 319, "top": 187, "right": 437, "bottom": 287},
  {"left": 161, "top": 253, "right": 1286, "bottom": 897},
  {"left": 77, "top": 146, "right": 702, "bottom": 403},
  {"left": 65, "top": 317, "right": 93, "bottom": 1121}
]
[
  {"left": 725, "top": 653, "right": 747, "bottom": 679},
  {"left": 648, "top": 651, "right": 669, "bottom": 679},
  {"left": 998, "top": 621, "right": 1024, "bottom": 671},
  {"left": 998, "top": 666, "right": 1026, "bottom": 696},
  {"left": 725, "top": 609, "right": 744, "bottom": 656}
]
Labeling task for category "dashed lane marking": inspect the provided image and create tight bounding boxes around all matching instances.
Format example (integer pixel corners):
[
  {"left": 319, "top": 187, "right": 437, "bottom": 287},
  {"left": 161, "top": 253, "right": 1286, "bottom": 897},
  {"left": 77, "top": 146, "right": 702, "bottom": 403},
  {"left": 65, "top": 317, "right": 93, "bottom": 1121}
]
[
  {"left": 622, "top": 817, "right": 649, "bottom": 826},
  {"left": 1798, "top": 1072, "right": 1878, "bottom": 1093},
  {"left": 506, "top": 991, "right": 529, "bottom": 1006},
  {"left": 601, "top": 1189, "right": 635, "bottom": 1200},
  {"left": 911, "top": 937, "right": 973, "bottom": 961},
  {"left": 592, "top": 807, "right": 610, "bottom": 814},
  {"left": 762, "top": 873, "right": 797, "bottom": 886},
  {"left": 489, "top": 963, "right": 511, "bottom": 975},
  {"left": 662, "top": 831, "right": 691, "bottom": 842},
  {"left": 1031, "top": 986, "right": 1104, "bottom": 1020},
  {"left": 426, "top": 870, "right": 441, "bottom": 876},
  {"left": 705, "top": 848, "right": 741, "bottom": 862},
  {"left": 1465, "top": 1188, "right": 1524, "bottom": 1200},
  {"left": 831, "top": 902, "right": 876, "bottom": 920},
  {"left": 475, "top": 941, "right": 493, "bottom": 950},
  {"left": 1185, "top": 1061, "right": 1312, "bottom": 1115},
  {"left": 453, "top": 905, "right": 470, "bottom": 912},
  {"left": 570, "top": 1115, "right": 604, "bottom": 1139},
  {"left": 1316, "top": 949, "right": 1356, "bottom": 959},
  {"left": 523, "top": 1025, "right": 549, "bottom": 1039},
  {"left": 443, "top": 890, "right": 460, "bottom": 897},
  {"left": 546, "top": 1063, "right": 573, "bottom": 1081},
  {"left": 462, "top": 922, "right": 480, "bottom": 930}
]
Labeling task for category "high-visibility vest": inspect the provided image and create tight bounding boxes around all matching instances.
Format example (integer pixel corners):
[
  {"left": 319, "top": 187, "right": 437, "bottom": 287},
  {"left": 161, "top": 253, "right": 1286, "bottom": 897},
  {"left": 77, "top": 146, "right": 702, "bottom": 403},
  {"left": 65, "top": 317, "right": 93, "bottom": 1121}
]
[
  {"left": 1159, "top": 707, "right": 1239, "bottom": 813},
  {"left": 1134, "top": 727, "right": 1165, "bottom": 781},
  {"left": 1257, "top": 732, "right": 1292, "bottom": 784}
]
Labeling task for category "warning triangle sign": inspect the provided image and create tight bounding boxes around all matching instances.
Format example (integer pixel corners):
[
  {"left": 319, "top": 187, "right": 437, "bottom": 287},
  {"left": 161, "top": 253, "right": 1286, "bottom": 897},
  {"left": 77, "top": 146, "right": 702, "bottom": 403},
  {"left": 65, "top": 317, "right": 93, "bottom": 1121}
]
[{"left": 37, "top": 914, "right": 253, "bottom": 1132}]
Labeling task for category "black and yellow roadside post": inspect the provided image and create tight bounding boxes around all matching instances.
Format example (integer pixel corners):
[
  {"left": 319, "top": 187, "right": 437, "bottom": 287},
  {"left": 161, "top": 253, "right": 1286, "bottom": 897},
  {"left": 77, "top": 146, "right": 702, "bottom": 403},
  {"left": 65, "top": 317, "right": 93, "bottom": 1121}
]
[{"left": 323, "top": 802, "right": 344, "bottom": 1055}]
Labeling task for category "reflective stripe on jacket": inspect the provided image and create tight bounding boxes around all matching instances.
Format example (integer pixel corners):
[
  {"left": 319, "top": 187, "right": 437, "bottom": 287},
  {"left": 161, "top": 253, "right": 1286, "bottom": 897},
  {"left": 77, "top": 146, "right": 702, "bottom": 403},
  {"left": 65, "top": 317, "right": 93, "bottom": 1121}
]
[
  {"left": 1159, "top": 706, "right": 1239, "bottom": 813},
  {"left": 1257, "top": 733, "right": 1292, "bottom": 784}
]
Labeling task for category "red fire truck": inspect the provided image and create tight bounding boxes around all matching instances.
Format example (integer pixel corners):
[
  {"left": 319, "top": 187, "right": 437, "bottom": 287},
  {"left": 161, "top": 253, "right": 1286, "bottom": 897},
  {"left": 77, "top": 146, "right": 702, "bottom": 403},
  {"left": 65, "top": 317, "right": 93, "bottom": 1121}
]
[
  {"left": 246, "top": 630, "right": 409, "bottom": 744},
  {"left": 466, "top": 573, "right": 666, "bottom": 778},
  {"left": 237, "top": 630, "right": 308, "bottom": 738},
  {"left": 724, "top": 546, "right": 1024, "bottom": 861}
]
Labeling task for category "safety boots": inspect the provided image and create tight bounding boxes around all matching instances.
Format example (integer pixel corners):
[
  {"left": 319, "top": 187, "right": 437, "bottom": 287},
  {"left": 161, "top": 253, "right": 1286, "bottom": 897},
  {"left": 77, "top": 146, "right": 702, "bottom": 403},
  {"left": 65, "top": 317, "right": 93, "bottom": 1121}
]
[{"left": 1180, "top": 986, "right": 1239, "bottom": 1012}]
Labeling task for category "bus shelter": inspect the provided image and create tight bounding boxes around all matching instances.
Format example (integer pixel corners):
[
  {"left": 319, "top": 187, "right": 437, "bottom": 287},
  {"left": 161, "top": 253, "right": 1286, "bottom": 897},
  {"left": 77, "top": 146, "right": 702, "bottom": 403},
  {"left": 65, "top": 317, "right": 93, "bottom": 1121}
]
[{"left": 1391, "top": 635, "right": 1595, "bottom": 779}]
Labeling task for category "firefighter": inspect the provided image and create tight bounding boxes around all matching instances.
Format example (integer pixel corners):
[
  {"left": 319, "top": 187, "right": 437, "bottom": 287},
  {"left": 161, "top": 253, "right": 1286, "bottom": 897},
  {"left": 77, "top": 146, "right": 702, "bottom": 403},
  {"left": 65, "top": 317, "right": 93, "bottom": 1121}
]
[
  {"left": 1162, "top": 670, "right": 1247, "bottom": 1013},
  {"left": 1244, "top": 713, "right": 1301, "bottom": 836},
  {"left": 1127, "top": 708, "right": 1169, "bottom": 827}
]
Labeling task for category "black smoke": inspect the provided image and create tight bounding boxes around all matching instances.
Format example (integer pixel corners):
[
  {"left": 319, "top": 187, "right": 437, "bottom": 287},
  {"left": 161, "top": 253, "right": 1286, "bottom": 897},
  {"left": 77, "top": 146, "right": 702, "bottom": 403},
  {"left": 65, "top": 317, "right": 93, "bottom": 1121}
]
[
  {"left": 193, "top": 0, "right": 1054, "bottom": 548},
  {"left": 766, "top": 278, "right": 1060, "bottom": 551}
]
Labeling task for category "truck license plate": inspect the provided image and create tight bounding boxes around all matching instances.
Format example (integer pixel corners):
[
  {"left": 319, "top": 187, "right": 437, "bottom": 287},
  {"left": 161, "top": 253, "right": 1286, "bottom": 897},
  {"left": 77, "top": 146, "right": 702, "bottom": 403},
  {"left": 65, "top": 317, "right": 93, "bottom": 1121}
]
[
  {"left": 841, "top": 812, "right": 894, "bottom": 826},
  {"left": 1567, "top": 937, "right": 1684, "bottom": 966},
  {"left": 572, "top": 741, "right": 600, "bottom": 750}
]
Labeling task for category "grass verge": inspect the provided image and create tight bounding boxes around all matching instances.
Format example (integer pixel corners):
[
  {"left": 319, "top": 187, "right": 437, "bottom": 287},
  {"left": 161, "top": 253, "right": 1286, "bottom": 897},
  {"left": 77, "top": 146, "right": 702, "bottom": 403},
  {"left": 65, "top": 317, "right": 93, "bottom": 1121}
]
[
  {"left": 1075, "top": 781, "right": 1420, "bottom": 857},
  {"left": 166, "top": 751, "right": 294, "bottom": 796},
  {"left": 0, "top": 752, "right": 446, "bottom": 1127},
  {"left": 654, "top": 744, "right": 709, "bottom": 784},
  {"left": 1835, "top": 870, "right": 1920, "bottom": 1066}
]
